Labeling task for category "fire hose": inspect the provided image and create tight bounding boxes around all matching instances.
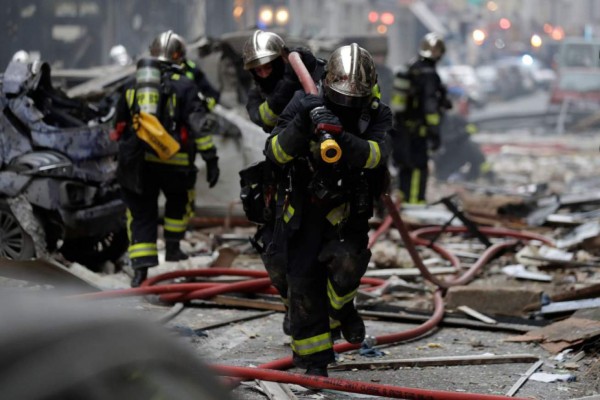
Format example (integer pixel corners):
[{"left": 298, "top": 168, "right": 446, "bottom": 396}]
[
  {"left": 70, "top": 193, "right": 549, "bottom": 399},
  {"left": 288, "top": 51, "right": 342, "bottom": 164}
]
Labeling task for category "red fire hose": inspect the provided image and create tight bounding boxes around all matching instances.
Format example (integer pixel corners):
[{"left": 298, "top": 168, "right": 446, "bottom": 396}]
[
  {"left": 215, "top": 364, "right": 529, "bottom": 400},
  {"left": 69, "top": 194, "right": 553, "bottom": 399}
]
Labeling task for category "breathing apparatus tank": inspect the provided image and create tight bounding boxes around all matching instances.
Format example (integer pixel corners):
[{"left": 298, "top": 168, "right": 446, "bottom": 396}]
[{"left": 134, "top": 57, "right": 162, "bottom": 115}]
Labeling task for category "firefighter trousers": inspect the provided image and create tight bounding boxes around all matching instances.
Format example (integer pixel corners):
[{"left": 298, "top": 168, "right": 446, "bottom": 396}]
[
  {"left": 122, "top": 164, "right": 194, "bottom": 269},
  {"left": 395, "top": 125, "right": 429, "bottom": 204},
  {"left": 286, "top": 201, "right": 370, "bottom": 368}
]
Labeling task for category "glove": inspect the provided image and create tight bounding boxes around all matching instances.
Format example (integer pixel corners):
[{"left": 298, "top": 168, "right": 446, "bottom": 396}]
[
  {"left": 428, "top": 132, "right": 441, "bottom": 151},
  {"left": 206, "top": 158, "right": 220, "bottom": 188},
  {"left": 299, "top": 94, "right": 324, "bottom": 115},
  {"left": 201, "top": 113, "right": 218, "bottom": 134},
  {"left": 309, "top": 106, "right": 342, "bottom": 135}
]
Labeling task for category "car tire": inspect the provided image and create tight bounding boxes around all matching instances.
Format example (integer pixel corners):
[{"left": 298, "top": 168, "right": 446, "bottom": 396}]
[{"left": 0, "top": 200, "right": 36, "bottom": 260}]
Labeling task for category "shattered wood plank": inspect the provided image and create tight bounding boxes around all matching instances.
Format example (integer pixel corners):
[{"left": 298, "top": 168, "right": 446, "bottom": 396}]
[
  {"left": 359, "top": 310, "right": 533, "bottom": 332},
  {"left": 457, "top": 305, "right": 497, "bottom": 324},
  {"left": 330, "top": 354, "right": 540, "bottom": 371},
  {"left": 195, "top": 311, "right": 275, "bottom": 331},
  {"left": 364, "top": 266, "right": 457, "bottom": 278},
  {"left": 522, "top": 255, "right": 600, "bottom": 270},
  {"left": 212, "top": 295, "right": 286, "bottom": 311},
  {"left": 258, "top": 380, "right": 298, "bottom": 400},
  {"left": 506, "top": 360, "right": 544, "bottom": 397}
]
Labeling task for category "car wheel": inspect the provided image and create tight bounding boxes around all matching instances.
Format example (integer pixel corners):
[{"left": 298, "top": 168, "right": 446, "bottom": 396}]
[
  {"left": 0, "top": 201, "right": 36, "bottom": 260},
  {"left": 59, "top": 228, "right": 128, "bottom": 270}
]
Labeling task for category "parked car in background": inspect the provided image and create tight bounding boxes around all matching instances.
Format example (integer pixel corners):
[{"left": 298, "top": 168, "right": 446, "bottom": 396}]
[
  {"left": 495, "top": 55, "right": 556, "bottom": 91},
  {"left": 438, "top": 64, "right": 487, "bottom": 108},
  {"left": 548, "top": 67, "right": 600, "bottom": 111}
]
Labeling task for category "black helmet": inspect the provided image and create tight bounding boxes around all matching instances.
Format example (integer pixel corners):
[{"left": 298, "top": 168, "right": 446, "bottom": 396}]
[
  {"left": 149, "top": 30, "right": 187, "bottom": 64},
  {"left": 324, "top": 43, "right": 377, "bottom": 108}
]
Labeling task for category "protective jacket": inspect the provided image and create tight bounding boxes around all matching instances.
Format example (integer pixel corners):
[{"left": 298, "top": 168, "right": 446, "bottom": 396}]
[
  {"left": 115, "top": 68, "right": 217, "bottom": 268},
  {"left": 264, "top": 91, "right": 391, "bottom": 368},
  {"left": 246, "top": 49, "right": 325, "bottom": 133},
  {"left": 182, "top": 59, "right": 221, "bottom": 108}
]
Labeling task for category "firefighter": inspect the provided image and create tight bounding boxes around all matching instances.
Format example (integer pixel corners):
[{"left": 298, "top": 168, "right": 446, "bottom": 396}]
[
  {"left": 390, "top": 32, "right": 450, "bottom": 204},
  {"left": 114, "top": 54, "right": 220, "bottom": 288},
  {"left": 264, "top": 43, "right": 392, "bottom": 376},
  {"left": 240, "top": 30, "right": 325, "bottom": 335},
  {"left": 150, "top": 31, "right": 221, "bottom": 221},
  {"left": 243, "top": 29, "right": 323, "bottom": 133}
]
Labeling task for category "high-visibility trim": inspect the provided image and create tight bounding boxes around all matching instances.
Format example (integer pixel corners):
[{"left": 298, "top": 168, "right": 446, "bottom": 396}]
[
  {"left": 259, "top": 101, "right": 278, "bottom": 127},
  {"left": 409, "top": 169, "right": 423, "bottom": 204},
  {"left": 144, "top": 152, "right": 189, "bottom": 166},
  {"left": 185, "top": 71, "right": 194, "bottom": 80},
  {"left": 390, "top": 93, "right": 407, "bottom": 113},
  {"left": 393, "top": 77, "right": 411, "bottom": 89},
  {"left": 128, "top": 242, "right": 158, "bottom": 259},
  {"left": 327, "top": 279, "right": 357, "bottom": 310},
  {"left": 425, "top": 113, "right": 440, "bottom": 126},
  {"left": 291, "top": 332, "right": 332, "bottom": 356},
  {"left": 171, "top": 73, "right": 180, "bottom": 80},
  {"left": 126, "top": 89, "right": 135, "bottom": 107},
  {"left": 480, "top": 161, "right": 492, "bottom": 173},
  {"left": 164, "top": 217, "right": 188, "bottom": 233},
  {"left": 186, "top": 189, "right": 195, "bottom": 219},
  {"left": 126, "top": 209, "right": 133, "bottom": 242},
  {"left": 270, "top": 136, "right": 294, "bottom": 164},
  {"left": 326, "top": 203, "right": 349, "bottom": 226},
  {"left": 195, "top": 135, "right": 215, "bottom": 151},
  {"left": 206, "top": 97, "right": 217, "bottom": 111},
  {"left": 372, "top": 84, "right": 381, "bottom": 100},
  {"left": 363, "top": 140, "right": 381, "bottom": 169},
  {"left": 466, "top": 123, "right": 477, "bottom": 135},
  {"left": 329, "top": 318, "right": 341, "bottom": 330},
  {"left": 283, "top": 203, "right": 295, "bottom": 223},
  {"left": 186, "top": 60, "right": 197, "bottom": 69}
]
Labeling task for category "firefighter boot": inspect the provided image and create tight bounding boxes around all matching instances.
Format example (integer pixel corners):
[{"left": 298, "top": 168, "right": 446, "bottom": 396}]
[
  {"left": 165, "top": 240, "right": 189, "bottom": 262},
  {"left": 130, "top": 268, "right": 148, "bottom": 288},
  {"left": 340, "top": 310, "right": 365, "bottom": 344},
  {"left": 283, "top": 308, "right": 291, "bottom": 336},
  {"left": 305, "top": 366, "right": 328, "bottom": 377}
]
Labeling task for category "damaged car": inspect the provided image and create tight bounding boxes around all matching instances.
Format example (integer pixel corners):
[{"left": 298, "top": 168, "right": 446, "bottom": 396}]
[{"left": 0, "top": 58, "right": 127, "bottom": 268}]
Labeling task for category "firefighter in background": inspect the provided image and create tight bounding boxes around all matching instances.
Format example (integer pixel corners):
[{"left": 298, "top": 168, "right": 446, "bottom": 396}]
[
  {"left": 433, "top": 86, "right": 493, "bottom": 182},
  {"left": 150, "top": 30, "right": 222, "bottom": 221},
  {"left": 114, "top": 54, "right": 220, "bottom": 288},
  {"left": 390, "top": 32, "right": 450, "bottom": 204},
  {"left": 241, "top": 29, "right": 325, "bottom": 335},
  {"left": 243, "top": 30, "right": 324, "bottom": 133},
  {"left": 264, "top": 44, "right": 391, "bottom": 376}
]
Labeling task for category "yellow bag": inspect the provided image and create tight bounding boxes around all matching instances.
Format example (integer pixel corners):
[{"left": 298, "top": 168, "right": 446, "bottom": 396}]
[{"left": 133, "top": 112, "right": 180, "bottom": 160}]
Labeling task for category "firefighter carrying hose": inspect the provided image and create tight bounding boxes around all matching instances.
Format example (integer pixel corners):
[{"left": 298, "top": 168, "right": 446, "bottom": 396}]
[
  {"left": 390, "top": 32, "right": 450, "bottom": 204},
  {"left": 240, "top": 30, "right": 325, "bottom": 336},
  {"left": 243, "top": 30, "right": 324, "bottom": 133},
  {"left": 114, "top": 49, "right": 219, "bottom": 288},
  {"left": 264, "top": 43, "right": 392, "bottom": 377}
]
